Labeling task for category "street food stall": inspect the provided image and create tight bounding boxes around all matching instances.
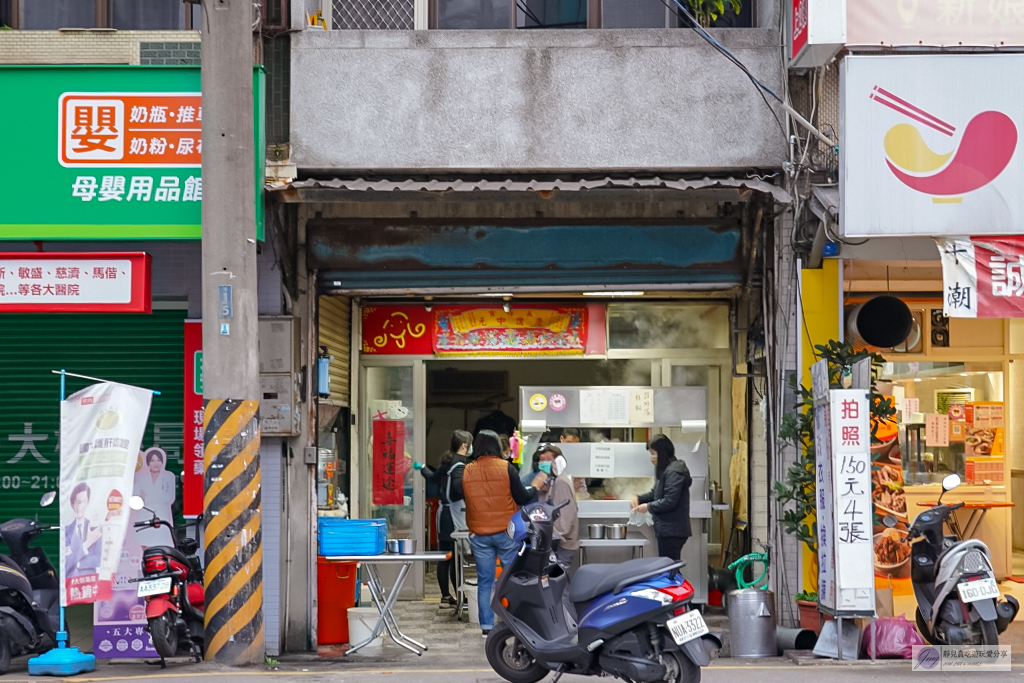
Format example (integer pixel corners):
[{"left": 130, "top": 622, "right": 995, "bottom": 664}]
[{"left": 519, "top": 385, "right": 712, "bottom": 604}]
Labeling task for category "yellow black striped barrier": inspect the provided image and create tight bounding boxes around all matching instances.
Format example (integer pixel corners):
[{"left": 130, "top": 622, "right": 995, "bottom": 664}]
[{"left": 203, "top": 398, "right": 263, "bottom": 664}]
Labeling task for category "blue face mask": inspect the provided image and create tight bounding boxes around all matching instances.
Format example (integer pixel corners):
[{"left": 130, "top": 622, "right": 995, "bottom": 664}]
[{"left": 538, "top": 461, "right": 553, "bottom": 474}]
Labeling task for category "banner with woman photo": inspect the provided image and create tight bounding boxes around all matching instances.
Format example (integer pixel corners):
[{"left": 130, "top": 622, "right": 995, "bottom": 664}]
[{"left": 59, "top": 382, "right": 152, "bottom": 606}]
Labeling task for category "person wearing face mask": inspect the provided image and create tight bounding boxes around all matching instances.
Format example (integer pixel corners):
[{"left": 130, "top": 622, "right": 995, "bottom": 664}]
[
  {"left": 534, "top": 445, "right": 579, "bottom": 576},
  {"left": 630, "top": 434, "right": 692, "bottom": 561}
]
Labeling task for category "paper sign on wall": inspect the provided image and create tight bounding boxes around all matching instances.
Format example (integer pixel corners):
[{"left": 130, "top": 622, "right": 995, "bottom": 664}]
[
  {"left": 579, "top": 389, "right": 629, "bottom": 425},
  {"left": 925, "top": 413, "right": 950, "bottom": 448},
  {"left": 590, "top": 444, "right": 615, "bottom": 478},
  {"left": 629, "top": 389, "right": 655, "bottom": 424},
  {"left": 901, "top": 398, "right": 920, "bottom": 418}
]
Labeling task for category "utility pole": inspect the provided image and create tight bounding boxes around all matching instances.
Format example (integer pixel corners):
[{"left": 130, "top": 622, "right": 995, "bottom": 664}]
[{"left": 200, "top": 0, "right": 264, "bottom": 665}]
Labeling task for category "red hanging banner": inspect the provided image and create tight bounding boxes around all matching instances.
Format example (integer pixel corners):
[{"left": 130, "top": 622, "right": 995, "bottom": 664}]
[
  {"left": 372, "top": 420, "right": 405, "bottom": 506},
  {"left": 433, "top": 305, "right": 587, "bottom": 356},
  {"left": 182, "top": 320, "right": 204, "bottom": 516}
]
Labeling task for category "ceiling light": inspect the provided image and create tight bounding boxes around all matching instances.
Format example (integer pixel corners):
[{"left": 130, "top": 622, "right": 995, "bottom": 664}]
[
  {"left": 913, "top": 378, "right": 922, "bottom": 382},
  {"left": 477, "top": 293, "right": 512, "bottom": 297},
  {"left": 582, "top": 291, "right": 645, "bottom": 297},
  {"left": 960, "top": 373, "right": 968, "bottom": 377}
]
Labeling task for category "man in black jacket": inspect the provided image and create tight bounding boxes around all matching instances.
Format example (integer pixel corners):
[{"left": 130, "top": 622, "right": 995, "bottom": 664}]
[{"left": 631, "top": 434, "right": 692, "bottom": 561}]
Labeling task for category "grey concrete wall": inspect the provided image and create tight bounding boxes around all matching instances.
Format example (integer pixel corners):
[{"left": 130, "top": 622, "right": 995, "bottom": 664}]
[{"left": 290, "top": 29, "right": 787, "bottom": 174}]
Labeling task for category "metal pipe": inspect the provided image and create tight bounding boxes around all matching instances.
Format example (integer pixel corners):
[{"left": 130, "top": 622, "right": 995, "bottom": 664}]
[{"left": 776, "top": 626, "right": 817, "bottom": 653}]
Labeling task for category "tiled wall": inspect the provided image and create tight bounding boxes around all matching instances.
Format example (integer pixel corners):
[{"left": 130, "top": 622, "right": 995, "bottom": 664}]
[
  {"left": 139, "top": 40, "right": 200, "bottom": 65},
  {"left": 0, "top": 29, "right": 199, "bottom": 64}
]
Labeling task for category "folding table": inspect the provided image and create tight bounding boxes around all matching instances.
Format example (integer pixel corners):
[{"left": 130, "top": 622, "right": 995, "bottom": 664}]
[{"left": 322, "top": 551, "right": 450, "bottom": 656}]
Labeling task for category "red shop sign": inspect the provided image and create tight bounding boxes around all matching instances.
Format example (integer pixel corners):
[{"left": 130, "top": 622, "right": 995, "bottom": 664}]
[
  {"left": 361, "top": 305, "right": 432, "bottom": 355},
  {"left": 372, "top": 419, "right": 405, "bottom": 506},
  {"left": 182, "top": 320, "right": 204, "bottom": 517},
  {"left": 0, "top": 252, "right": 151, "bottom": 313}
]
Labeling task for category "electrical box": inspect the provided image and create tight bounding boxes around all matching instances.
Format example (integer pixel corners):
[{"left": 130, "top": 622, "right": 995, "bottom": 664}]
[
  {"left": 260, "top": 372, "right": 299, "bottom": 436},
  {"left": 259, "top": 316, "right": 295, "bottom": 374}
]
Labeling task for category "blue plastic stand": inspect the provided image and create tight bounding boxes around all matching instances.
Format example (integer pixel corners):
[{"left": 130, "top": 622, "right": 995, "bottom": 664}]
[{"left": 29, "top": 371, "right": 96, "bottom": 676}]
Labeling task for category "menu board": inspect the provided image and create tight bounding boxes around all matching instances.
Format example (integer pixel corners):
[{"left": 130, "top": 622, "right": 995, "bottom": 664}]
[{"left": 578, "top": 389, "right": 629, "bottom": 425}]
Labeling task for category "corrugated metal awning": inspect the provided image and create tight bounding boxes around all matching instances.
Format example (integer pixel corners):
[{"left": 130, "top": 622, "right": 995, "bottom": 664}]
[
  {"left": 810, "top": 185, "right": 839, "bottom": 222},
  {"left": 268, "top": 175, "right": 792, "bottom": 204}
]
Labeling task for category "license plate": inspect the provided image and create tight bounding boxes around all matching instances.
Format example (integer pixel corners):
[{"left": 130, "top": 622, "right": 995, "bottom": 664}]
[
  {"left": 137, "top": 577, "right": 172, "bottom": 597},
  {"left": 667, "top": 610, "right": 709, "bottom": 645},
  {"left": 957, "top": 577, "right": 1000, "bottom": 603}
]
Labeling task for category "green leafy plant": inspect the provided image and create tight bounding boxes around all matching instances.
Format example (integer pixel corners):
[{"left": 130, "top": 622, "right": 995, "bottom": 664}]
[
  {"left": 687, "top": 0, "right": 742, "bottom": 26},
  {"left": 794, "top": 591, "right": 819, "bottom": 603},
  {"left": 773, "top": 340, "right": 897, "bottom": 561}
]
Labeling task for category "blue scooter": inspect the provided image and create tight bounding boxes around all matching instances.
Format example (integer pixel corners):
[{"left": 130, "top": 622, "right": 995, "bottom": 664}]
[{"left": 486, "top": 497, "right": 719, "bottom": 683}]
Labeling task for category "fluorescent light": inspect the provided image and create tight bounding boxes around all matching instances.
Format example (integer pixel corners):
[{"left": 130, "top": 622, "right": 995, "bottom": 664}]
[
  {"left": 477, "top": 293, "right": 512, "bottom": 297},
  {"left": 582, "top": 291, "right": 645, "bottom": 297},
  {"left": 913, "top": 378, "right": 922, "bottom": 382},
  {"left": 960, "top": 373, "right": 968, "bottom": 377}
]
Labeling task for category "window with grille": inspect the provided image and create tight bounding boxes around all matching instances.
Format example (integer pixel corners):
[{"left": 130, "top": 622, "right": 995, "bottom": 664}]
[{"left": 333, "top": 0, "right": 415, "bottom": 29}]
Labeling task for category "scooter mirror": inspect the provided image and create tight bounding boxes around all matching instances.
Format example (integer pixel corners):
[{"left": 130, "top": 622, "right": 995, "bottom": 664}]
[
  {"left": 39, "top": 491, "right": 56, "bottom": 507},
  {"left": 942, "top": 473, "right": 962, "bottom": 491},
  {"left": 128, "top": 495, "right": 146, "bottom": 511},
  {"left": 881, "top": 514, "right": 898, "bottom": 528}
]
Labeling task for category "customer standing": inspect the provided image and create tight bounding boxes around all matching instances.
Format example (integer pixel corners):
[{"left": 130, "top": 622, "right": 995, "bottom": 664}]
[
  {"left": 630, "top": 434, "right": 692, "bottom": 561},
  {"left": 534, "top": 445, "right": 579, "bottom": 576},
  {"left": 419, "top": 430, "right": 472, "bottom": 607},
  {"left": 462, "top": 429, "right": 540, "bottom": 636}
]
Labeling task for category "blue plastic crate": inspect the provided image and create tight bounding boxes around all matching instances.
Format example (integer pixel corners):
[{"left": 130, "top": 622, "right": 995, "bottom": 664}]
[{"left": 318, "top": 517, "right": 387, "bottom": 556}]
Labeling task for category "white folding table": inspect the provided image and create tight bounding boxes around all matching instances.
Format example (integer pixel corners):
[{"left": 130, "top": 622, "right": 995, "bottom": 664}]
[{"left": 322, "top": 551, "right": 450, "bottom": 656}]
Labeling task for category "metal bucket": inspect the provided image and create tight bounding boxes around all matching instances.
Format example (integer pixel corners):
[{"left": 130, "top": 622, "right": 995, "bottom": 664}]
[{"left": 727, "top": 589, "right": 777, "bottom": 658}]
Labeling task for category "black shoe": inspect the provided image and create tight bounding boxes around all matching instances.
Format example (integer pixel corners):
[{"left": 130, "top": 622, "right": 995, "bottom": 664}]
[
  {"left": 439, "top": 596, "right": 456, "bottom": 607},
  {"left": 482, "top": 630, "right": 490, "bottom": 638}
]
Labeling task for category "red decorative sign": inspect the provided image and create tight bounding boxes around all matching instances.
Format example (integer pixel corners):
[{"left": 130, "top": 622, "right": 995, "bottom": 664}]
[
  {"left": 372, "top": 420, "right": 405, "bottom": 506},
  {"left": 938, "top": 236, "right": 1024, "bottom": 318},
  {"left": 433, "top": 306, "right": 587, "bottom": 356},
  {"left": 792, "top": 0, "right": 808, "bottom": 59},
  {"left": 361, "top": 305, "right": 433, "bottom": 355},
  {"left": 0, "top": 252, "right": 151, "bottom": 313},
  {"left": 183, "top": 320, "right": 203, "bottom": 517}
]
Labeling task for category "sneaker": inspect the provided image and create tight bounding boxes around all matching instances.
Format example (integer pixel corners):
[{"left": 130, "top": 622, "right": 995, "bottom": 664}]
[{"left": 482, "top": 629, "right": 491, "bottom": 638}]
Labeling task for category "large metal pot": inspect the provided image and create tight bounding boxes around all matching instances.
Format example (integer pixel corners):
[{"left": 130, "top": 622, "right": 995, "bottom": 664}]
[
  {"left": 587, "top": 524, "right": 605, "bottom": 539},
  {"left": 397, "top": 539, "right": 416, "bottom": 555},
  {"left": 606, "top": 524, "right": 627, "bottom": 540},
  {"left": 386, "top": 539, "right": 401, "bottom": 553}
]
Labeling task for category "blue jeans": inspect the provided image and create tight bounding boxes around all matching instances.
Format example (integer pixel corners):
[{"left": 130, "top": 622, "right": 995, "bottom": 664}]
[{"left": 470, "top": 531, "right": 520, "bottom": 630}]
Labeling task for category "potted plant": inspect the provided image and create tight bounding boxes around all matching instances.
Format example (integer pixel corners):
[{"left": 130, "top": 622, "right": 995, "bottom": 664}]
[
  {"left": 794, "top": 591, "right": 820, "bottom": 632},
  {"left": 775, "top": 341, "right": 896, "bottom": 633}
]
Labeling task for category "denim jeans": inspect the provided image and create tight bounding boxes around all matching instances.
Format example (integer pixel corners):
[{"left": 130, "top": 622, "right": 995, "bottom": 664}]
[{"left": 470, "top": 531, "right": 520, "bottom": 630}]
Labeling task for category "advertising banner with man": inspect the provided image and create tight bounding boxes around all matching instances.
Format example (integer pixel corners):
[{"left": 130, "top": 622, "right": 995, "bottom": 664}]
[{"left": 60, "top": 382, "right": 152, "bottom": 606}]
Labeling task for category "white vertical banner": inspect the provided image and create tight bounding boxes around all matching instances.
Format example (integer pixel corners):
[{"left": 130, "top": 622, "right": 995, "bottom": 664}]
[
  {"left": 811, "top": 360, "right": 836, "bottom": 610},
  {"left": 937, "top": 238, "right": 978, "bottom": 318},
  {"left": 60, "top": 382, "right": 152, "bottom": 607},
  {"left": 829, "top": 389, "right": 875, "bottom": 614}
]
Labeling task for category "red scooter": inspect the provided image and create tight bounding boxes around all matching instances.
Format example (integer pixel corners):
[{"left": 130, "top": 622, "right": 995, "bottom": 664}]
[{"left": 128, "top": 496, "right": 204, "bottom": 665}]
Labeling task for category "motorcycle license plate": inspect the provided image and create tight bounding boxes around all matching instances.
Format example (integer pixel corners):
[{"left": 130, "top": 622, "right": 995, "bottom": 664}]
[
  {"left": 667, "top": 610, "right": 709, "bottom": 645},
  {"left": 137, "top": 577, "right": 172, "bottom": 597},
  {"left": 957, "top": 577, "right": 1000, "bottom": 603}
]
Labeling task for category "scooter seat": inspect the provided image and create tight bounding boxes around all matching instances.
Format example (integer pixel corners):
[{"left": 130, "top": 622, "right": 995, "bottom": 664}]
[{"left": 570, "top": 557, "right": 678, "bottom": 603}]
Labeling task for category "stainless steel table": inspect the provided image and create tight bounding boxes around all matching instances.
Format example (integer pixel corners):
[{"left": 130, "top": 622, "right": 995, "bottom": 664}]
[
  {"left": 322, "top": 552, "right": 451, "bottom": 656},
  {"left": 450, "top": 530, "right": 471, "bottom": 621},
  {"left": 579, "top": 537, "right": 648, "bottom": 563}
]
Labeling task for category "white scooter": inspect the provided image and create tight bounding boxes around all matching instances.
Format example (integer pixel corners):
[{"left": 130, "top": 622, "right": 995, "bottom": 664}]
[{"left": 883, "top": 473, "right": 1018, "bottom": 645}]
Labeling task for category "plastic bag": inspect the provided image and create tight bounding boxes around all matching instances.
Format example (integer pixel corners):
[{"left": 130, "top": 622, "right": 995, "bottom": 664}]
[{"left": 860, "top": 615, "right": 925, "bottom": 659}]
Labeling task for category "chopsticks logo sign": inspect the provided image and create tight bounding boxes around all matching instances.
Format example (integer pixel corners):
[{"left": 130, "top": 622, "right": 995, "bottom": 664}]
[{"left": 870, "top": 86, "right": 1018, "bottom": 202}]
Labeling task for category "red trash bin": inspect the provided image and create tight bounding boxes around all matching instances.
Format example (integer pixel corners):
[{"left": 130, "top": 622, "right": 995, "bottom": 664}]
[{"left": 317, "top": 557, "right": 358, "bottom": 644}]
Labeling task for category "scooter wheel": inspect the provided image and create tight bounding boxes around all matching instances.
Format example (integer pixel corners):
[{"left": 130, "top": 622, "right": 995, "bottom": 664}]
[
  {"left": 981, "top": 619, "right": 998, "bottom": 646},
  {"left": 0, "top": 631, "right": 11, "bottom": 675},
  {"left": 662, "top": 650, "right": 701, "bottom": 683},
  {"left": 150, "top": 612, "right": 179, "bottom": 659},
  {"left": 485, "top": 624, "right": 547, "bottom": 683}
]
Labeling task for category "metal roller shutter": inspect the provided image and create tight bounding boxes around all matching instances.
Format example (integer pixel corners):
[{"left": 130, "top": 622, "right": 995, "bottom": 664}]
[
  {"left": 0, "top": 310, "right": 186, "bottom": 562},
  {"left": 318, "top": 296, "right": 351, "bottom": 405}
]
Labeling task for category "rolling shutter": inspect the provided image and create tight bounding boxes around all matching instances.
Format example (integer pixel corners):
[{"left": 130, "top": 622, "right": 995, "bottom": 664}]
[
  {"left": 0, "top": 310, "right": 186, "bottom": 563},
  {"left": 318, "top": 296, "right": 351, "bottom": 405}
]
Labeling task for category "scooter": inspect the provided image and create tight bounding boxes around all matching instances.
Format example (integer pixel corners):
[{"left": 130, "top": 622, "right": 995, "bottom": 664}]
[
  {"left": 883, "top": 473, "right": 1019, "bottom": 645},
  {"left": 127, "top": 495, "right": 205, "bottom": 664},
  {"left": 486, "top": 497, "right": 719, "bottom": 683},
  {"left": 0, "top": 492, "right": 61, "bottom": 674}
]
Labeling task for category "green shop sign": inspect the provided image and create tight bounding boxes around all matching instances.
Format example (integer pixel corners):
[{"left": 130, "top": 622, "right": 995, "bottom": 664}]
[{"left": 0, "top": 65, "right": 265, "bottom": 240}]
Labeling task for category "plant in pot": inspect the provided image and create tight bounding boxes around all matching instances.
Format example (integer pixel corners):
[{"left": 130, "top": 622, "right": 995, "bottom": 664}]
[{"left": 775, "top": 340, "right": 896, "bottom": 634}]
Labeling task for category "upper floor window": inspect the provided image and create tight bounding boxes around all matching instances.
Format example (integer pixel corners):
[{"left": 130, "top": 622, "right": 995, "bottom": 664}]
[
  {"left": 1, "top": 0, "right": 200, "bottom": 30},
  {"left": 424, "top": 0, "right": 752, "bottom": 29}
]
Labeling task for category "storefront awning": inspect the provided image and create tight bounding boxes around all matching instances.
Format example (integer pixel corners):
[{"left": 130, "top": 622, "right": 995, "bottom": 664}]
[
  {"left": 268, "top": 175, "right": 792, "bottom": 205},
  {"left": 809, "top": 185, "right": 839, "bottom": 223}
]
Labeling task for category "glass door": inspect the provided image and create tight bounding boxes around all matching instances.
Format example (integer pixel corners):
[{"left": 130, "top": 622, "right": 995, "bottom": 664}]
[{"left": 361, "top": 360, "right": 426, "bottom": 598}]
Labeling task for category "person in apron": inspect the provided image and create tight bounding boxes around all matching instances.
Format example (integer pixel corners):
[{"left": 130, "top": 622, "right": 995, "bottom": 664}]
[{"left": 420, "top": 430, "right": 472, "bottom": 606}]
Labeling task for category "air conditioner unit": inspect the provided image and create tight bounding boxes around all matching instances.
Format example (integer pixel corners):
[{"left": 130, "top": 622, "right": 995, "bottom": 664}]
[{"left": 262, "top": 0, "right": 288, "bottom": 29}]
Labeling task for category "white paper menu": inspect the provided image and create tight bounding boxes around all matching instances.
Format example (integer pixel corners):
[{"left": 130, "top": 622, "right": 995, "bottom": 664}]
[
  {"left": 579, "top": 389, "right": 629, "bottom": 425},
  {"left": 590, "top": 443, "right": 615, "bottom": 478}
]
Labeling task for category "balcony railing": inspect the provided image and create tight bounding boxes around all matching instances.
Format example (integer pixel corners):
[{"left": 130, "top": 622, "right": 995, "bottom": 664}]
[{"left": 323, "top": 0, "right": 753, "bottom": 30}]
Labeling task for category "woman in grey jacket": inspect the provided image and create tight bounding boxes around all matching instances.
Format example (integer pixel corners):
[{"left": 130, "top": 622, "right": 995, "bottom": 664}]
[
  {"left": 631, "top": 434, "right": 692, "bottom": 561},
  {"left": 534, "top": 445, "right": 579, "bottom": 576}
]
